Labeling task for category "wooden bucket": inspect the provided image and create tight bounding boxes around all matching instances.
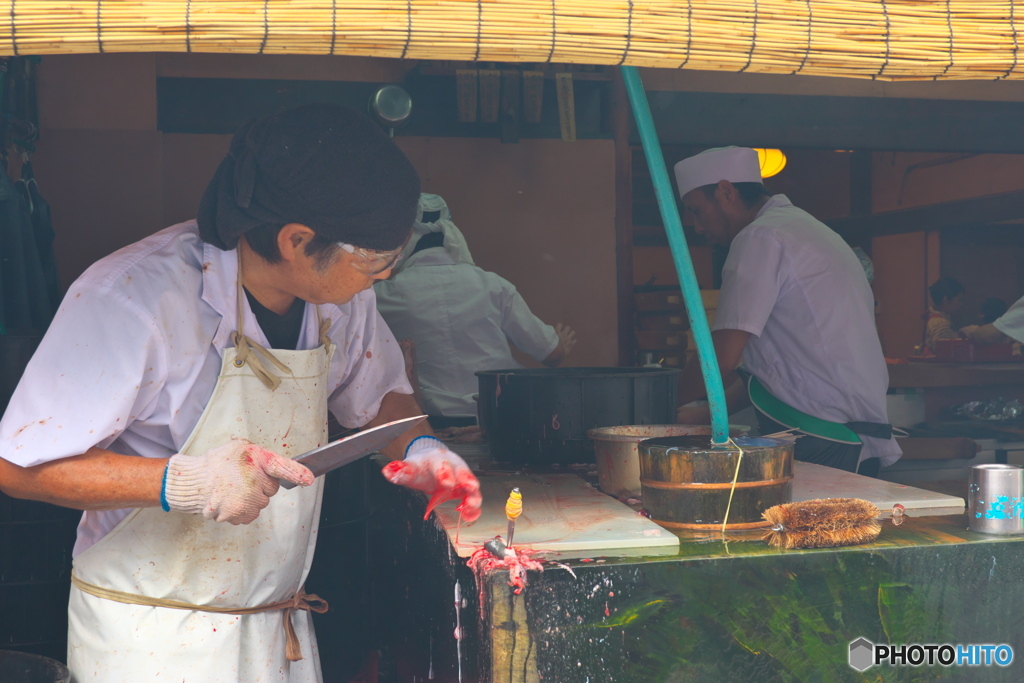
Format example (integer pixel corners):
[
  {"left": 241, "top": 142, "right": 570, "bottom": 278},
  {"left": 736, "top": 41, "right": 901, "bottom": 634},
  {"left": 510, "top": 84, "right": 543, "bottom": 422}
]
[{"left": 638, "top": 435, "right": 793, "bottom": 530}]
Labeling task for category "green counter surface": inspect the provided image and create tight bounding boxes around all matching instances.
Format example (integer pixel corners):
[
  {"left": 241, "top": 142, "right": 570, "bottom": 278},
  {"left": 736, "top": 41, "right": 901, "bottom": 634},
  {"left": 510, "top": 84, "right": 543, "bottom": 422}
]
[
  {"left": 371, "top": 474, "right": 1024, "bottom": 683},
  {"left": 665, "top": 513, "right": 1011, "bottom": 562},
  {"left": 510, "top": 513, "right": 1024, "bottom": 683}
]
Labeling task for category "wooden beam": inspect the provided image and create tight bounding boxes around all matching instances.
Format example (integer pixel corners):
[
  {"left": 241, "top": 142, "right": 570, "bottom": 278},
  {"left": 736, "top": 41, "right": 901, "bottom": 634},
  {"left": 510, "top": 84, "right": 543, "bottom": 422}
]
[
  {"left": 641, "top": 91, "right": 1024, "bottom": 154},
  {"left": 827, "top": 189, "right": 1024, "bottom": 241},
  {"left": 610, "top": 72, "right": 636, "bottom": 367},
  {"left": 156, "top": 75, "right": 611, "bottom": 139}
]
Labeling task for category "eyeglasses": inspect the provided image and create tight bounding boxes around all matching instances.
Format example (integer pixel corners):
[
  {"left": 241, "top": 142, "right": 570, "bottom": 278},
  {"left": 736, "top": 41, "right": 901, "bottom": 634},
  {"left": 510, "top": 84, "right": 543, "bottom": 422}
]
[{"left": 338, "top": 242, "right": 404, "bottom": 275}]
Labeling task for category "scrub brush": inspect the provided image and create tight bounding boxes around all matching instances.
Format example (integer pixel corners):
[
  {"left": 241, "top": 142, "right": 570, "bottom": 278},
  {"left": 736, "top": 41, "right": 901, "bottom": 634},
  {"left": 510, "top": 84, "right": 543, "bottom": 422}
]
[{"left": 762, "top": 498, "right": 881, "bottom": 549}]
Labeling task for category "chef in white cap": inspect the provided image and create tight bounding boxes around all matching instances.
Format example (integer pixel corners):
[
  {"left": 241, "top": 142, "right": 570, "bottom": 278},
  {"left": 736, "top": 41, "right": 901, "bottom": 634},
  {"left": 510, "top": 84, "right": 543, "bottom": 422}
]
[
  {"left": 673, "top": 147, "right": 900, "bottom": 475},
  {"left": 375, "top": 194, "right": 577, "bottom": 427}
]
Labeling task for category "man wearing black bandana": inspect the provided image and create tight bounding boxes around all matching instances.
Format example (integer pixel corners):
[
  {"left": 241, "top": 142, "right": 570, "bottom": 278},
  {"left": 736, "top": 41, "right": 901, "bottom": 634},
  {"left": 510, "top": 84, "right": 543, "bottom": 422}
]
[{"left": 0, "top": 104, "right": 481, "bottom": 682}]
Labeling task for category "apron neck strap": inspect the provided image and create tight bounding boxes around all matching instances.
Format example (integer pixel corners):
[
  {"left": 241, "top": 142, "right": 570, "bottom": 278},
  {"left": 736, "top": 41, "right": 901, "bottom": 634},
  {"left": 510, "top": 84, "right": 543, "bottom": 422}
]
[
  {"left": 232, "top": 248, "right": 333, "bottom": 390},
  {"left": 315, "top": 306, "right": 333, "bottom": 353}
]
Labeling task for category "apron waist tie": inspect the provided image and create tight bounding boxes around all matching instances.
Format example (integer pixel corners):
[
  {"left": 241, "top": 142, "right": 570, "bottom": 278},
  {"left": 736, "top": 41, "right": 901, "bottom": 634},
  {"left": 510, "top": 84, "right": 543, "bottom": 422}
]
[{"left": 71, "top": 572, "right": 329, "bottom": 662}]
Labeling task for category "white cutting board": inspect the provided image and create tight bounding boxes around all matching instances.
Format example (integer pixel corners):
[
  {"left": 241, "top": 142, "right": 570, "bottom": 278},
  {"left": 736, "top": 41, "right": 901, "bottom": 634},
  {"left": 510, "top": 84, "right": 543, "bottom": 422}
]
[
  {"left": 792, "top": 461, "right": 966, "bottom": 517},
  {"left": 433, "top": 474, "right": 679, "bottom": 558}
]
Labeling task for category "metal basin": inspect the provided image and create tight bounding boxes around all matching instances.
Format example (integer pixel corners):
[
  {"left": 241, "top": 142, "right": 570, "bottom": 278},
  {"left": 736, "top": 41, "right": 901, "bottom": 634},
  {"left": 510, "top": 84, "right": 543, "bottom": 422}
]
[{"left": 586, "top": 424, "right": 748, "bottom": 500}]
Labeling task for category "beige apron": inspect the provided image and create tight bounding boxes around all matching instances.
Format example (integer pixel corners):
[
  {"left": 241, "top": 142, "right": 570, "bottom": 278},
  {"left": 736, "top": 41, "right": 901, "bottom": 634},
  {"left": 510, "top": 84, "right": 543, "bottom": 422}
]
[{"left": 67, "top": 269, "right": 334, "bottom": 682}]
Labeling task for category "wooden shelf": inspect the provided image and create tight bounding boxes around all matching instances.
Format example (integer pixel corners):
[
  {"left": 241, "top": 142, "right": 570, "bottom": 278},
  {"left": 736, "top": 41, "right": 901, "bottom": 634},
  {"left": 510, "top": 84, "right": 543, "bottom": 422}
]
[
  {"left": 632, "top": 224, "right": 711, "bottom": 249},
  {"left": 888, "top": 362, "right": 1024, "bottom": 389},
  {"left": 828, "top": 189, "right": 1024, "bottom": 240}
]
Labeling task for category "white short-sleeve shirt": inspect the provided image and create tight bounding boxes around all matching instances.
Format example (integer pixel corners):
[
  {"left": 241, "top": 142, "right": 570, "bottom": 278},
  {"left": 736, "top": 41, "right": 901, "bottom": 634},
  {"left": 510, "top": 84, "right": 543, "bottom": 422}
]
[
  {"left": 712, "top": 195, "right": 901, "bottom": 466},
  {"left": 0, "top": 221, "right": 412, "bottom": 554},
  {"left": 375, "top": 249, "right": 559, "bottom": 418},
  {"left": 994, "top": 295, "right": 1024, "bottom": 343}
]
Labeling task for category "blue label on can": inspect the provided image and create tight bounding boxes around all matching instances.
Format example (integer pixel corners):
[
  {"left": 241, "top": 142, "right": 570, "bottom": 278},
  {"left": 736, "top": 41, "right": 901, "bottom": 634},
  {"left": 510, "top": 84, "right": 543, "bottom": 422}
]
[{"left": 973, "top": 496, "right": 1024, "bottom": 519}]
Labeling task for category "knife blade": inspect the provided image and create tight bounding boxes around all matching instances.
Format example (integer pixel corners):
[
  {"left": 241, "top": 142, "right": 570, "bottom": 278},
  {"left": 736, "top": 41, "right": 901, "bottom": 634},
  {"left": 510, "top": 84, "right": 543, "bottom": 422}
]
[{"left": 279, "top": 414, "right": 428, "bottom": 489}]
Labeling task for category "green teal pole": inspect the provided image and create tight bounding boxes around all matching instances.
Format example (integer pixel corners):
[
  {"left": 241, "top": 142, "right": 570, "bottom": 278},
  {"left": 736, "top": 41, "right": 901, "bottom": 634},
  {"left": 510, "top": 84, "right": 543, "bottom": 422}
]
[{"left": 619, "top": 65, "right": 729, "bottom": 445}]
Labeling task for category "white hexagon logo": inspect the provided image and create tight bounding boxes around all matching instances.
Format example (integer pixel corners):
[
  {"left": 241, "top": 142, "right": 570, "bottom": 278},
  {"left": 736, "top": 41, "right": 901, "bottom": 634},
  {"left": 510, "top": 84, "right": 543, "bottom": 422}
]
[{"left": 849, "top": 637, "right": 875, "bottom": 672}]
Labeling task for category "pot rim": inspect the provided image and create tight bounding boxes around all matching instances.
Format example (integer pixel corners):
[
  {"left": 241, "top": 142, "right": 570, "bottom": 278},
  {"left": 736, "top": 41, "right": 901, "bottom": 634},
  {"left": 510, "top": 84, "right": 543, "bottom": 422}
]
[
  {"left": 476, "top": 367, "right": 681, "bottom": 378},
  {"left": 586, "top": 424, "right": 749, "bottom": 443}
]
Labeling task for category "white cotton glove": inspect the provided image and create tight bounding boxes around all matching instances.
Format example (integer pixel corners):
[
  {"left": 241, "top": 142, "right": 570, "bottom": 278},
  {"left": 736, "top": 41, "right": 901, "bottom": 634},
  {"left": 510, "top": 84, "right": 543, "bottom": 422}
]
[
  {"left": 161, "top": 438, "right": 314, "bottom": 525},
  {"left": 381, "top": 436, "right": 482, "bottom": 523}
]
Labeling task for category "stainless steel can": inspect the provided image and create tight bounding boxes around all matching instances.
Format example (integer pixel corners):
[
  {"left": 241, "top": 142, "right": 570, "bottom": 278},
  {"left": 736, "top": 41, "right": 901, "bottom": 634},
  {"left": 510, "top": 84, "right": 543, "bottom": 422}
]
[{"left": 968, "top": 464, "right": 1024, "bottom": 535}]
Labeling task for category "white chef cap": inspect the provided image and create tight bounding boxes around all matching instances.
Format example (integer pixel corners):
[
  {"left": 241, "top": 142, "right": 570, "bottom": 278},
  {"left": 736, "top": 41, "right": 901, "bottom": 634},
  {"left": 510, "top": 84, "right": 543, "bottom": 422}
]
[
  {"left": 416, "top": 193, "right": 451, "bottom": 223},
  {"left": 393, "top": 193, "right": 475, "bottom": 274},
  {"left": 673, "top": 146, "right": 763, "bottom": 199}
]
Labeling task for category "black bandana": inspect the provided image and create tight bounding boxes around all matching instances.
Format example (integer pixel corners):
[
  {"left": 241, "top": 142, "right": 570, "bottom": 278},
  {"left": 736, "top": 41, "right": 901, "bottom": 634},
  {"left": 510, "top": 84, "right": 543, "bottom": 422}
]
[{"left": 197, "top": 103, "right": 420, "bottom": 252}]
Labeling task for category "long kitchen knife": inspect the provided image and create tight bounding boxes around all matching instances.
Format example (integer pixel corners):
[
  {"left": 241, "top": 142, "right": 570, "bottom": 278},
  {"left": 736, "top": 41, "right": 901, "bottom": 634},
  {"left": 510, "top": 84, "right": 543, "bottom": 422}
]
[{"left": 279, "top": 414, "right": 428, "bottom": 489}]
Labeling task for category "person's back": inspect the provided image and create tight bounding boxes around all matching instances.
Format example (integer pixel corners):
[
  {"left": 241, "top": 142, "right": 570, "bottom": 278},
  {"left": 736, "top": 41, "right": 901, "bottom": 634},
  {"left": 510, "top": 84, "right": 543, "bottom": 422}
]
[
  {"left": 718, "top": 196, "right": 898, "bottom": 464},
  {"left": 376, "top": 249, "right": 557, "bottom": 417},
  {"left": 375, "top": 194, "right": 572, "bottom": 420}
]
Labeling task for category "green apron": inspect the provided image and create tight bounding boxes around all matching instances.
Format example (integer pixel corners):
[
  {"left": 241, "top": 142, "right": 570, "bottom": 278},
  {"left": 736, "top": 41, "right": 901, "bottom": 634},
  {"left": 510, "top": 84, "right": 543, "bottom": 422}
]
[{"left": 746, "top": 374, "right": 893, "bottom": 446}]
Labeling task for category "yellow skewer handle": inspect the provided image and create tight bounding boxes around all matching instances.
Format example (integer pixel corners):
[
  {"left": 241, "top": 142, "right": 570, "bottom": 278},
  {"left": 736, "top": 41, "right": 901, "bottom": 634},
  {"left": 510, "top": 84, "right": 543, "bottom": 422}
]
[{"left": 505, "top": 487, "right": 523, "bottom": 521}]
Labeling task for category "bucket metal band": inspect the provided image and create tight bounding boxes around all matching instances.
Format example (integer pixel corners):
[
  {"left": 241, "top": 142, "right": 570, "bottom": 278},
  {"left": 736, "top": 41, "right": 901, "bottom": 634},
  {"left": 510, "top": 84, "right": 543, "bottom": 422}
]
[{"left": 639, "top": 475, "right": 793, "bottom": 491}]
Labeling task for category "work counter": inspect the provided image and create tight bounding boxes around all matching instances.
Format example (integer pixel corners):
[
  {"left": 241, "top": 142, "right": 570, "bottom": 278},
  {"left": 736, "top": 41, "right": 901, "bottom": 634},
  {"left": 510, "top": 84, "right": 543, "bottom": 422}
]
[
  {"left": 359, "top": 465, "right": 1024, "bottom": 683},
  {"left": 888, "top": 361, "right": 1024, "bottom": 425},
  {"left": 888, "top": 361, "right": 1024, "bottom": 390}
]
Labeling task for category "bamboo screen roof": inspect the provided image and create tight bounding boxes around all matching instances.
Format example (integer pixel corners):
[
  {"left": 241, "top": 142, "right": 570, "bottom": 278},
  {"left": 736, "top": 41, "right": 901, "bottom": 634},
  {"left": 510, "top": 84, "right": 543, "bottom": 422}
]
[{"left": 2, "top": 1, "right": 1024, "bottom": 81}]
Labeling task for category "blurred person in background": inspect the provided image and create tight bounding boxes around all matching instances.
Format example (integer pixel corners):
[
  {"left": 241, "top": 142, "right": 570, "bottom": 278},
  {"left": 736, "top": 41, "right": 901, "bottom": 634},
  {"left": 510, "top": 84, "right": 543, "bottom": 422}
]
[
  {"left": 979, "top": 297, "right": 1009, "bottom": 325},
  {"left": 376, "top": 193, "right": 576, "bottom": 429},
  {"left": 924, "top": 277, "right": 966, "bottom": 352},
  {"left": 962, "top": 295, "right": 1023, "bottom": 345}
]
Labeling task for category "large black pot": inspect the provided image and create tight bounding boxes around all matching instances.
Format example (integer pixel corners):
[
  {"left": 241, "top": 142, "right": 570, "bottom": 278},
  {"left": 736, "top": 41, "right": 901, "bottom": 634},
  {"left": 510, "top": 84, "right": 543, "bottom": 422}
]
[
  {"left": 0, "top": 335, "right": 41, "bottom": 415},
  {"left": 476, "top": 367, "right": 680, "bottom": 464},
  {"left": 0, "top": 651, "right": 70, "bottom": 683},
  {"left": 0, "top": 495, "right": 79, "bottom": 664}
]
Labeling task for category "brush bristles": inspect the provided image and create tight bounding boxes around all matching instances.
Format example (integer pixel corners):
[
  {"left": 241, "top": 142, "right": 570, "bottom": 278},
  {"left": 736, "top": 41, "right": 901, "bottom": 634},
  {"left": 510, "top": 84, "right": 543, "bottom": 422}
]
[
  {"left": 762, "top": 498, "right": 882, "bottom": 549},
  {"left": 763, "top": 520, "right": 881, "bottom": 549}
]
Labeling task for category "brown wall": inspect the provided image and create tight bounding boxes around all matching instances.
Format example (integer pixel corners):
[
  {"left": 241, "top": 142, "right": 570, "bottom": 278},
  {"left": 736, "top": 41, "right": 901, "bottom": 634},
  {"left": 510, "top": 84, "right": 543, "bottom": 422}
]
[
  {"left": 394, "top": 137, "right": 617, "bottom": 367},
  {"left": 872, "top": 152, "right": 1024, "bottom": 212},
  {"left": 872, "top": 232, "right": 929, "bottom": 357},
  {"left": 34, "top": 54, "right": 162, "bottom": 284},
  {"left": 30, "top": 53, "right": 618, "bottom": 367}
]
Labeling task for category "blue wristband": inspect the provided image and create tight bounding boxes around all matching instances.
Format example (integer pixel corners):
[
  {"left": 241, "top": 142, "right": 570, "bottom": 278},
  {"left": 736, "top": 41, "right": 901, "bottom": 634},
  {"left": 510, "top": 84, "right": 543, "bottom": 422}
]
[
  {"left": 159, "top": 463, "right": 171, "bottom": 512},
  {"left": 405, "top": 435, "right": 444, "bottom": 457}
]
